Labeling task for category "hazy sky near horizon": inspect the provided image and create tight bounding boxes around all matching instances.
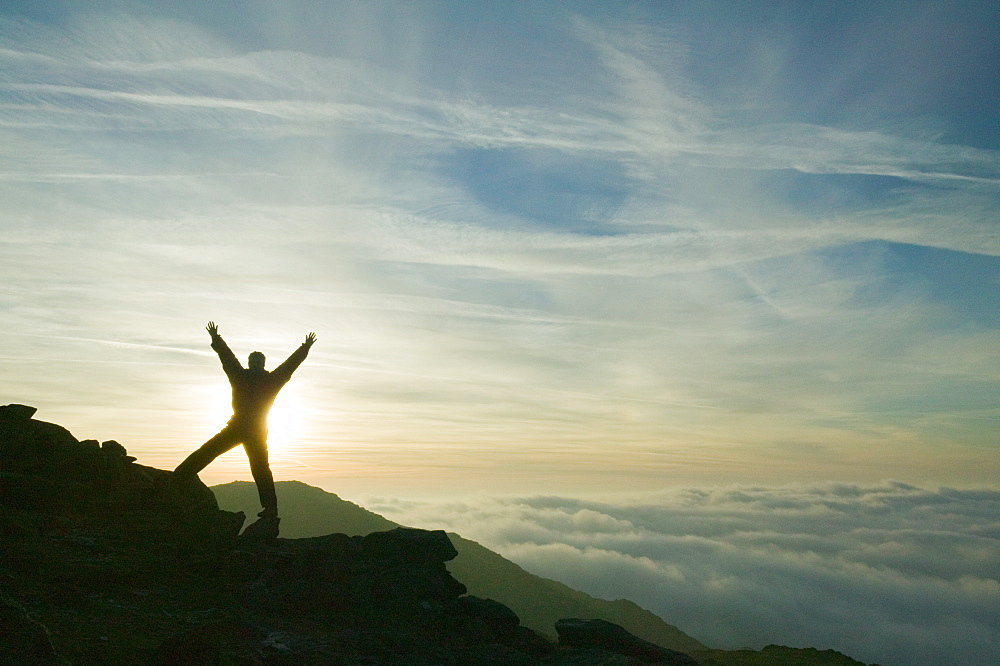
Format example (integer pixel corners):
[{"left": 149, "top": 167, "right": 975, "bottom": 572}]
[{"left": 2, "top": 1, "right": 999, "bottom": 496}]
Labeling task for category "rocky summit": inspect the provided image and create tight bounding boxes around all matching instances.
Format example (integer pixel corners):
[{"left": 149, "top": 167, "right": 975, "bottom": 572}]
[{"left": 1, "top": 405, "right": 874, "bottom": 665}]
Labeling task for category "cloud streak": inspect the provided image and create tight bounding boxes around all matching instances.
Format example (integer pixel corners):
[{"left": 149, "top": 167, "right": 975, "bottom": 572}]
[{"left": 0, "top": 5, "right": 997, "bottom": 493}]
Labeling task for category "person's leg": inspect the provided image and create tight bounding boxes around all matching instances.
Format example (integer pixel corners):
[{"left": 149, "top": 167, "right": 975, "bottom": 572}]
[
  {"left": 244, "top": 435, "right": 277, "bottom": 518},
  {"left": 174, "top": 427, "right": 241, "bottom": 476}
]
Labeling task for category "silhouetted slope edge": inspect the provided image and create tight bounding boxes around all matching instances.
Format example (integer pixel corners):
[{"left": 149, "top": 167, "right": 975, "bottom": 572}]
[
  {"left": 214, "top": 480, "right": 706, "bottom": 653},
  {"left": 213, "top": 480, "right": 396, "bottom": 536},
  {"left": 448, "top": 533, "right": 707, "bottom": 654}
]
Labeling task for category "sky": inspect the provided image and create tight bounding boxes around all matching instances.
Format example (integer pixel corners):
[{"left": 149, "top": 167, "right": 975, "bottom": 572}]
[
  {"left": 2, "top": 2, "right": 998, "bottom": 664},
  {"left": 2, "top": 0, "right": 998, "bottom": 496}
]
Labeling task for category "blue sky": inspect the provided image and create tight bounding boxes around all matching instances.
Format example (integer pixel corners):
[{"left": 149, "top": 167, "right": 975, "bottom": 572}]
[
  {"left": 3, "top": 3, "right": 998, "bottom": 664},
  {"left": 1, "top": 1, "right": 998, "bottom": 497}
]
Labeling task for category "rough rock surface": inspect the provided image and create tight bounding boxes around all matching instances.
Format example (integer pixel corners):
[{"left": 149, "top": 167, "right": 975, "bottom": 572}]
[
  {"left": 0, "top": 406, "right": 703, "bottom": 665},
  {"left": 0, "top": 587, "right": 65, "bottom": 666},
  {"left": 2, "top": 405, "right": 875, "bottom": 665}
]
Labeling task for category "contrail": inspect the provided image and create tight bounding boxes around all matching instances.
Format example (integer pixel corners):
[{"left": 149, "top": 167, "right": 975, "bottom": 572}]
[
  {"left": 0, "top": 356, "right": 197, "bottom": 366},
  {"left": 730, "top": 264, "right": 790, "bottom": 319},
  {"left": 39, "top": 335, "right": 213, "bottom": 356}
]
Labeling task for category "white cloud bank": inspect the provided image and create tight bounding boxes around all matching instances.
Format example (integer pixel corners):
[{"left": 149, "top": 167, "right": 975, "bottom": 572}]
[{"left": 369, "top": 481, "right": 1000, "bottom": 666}]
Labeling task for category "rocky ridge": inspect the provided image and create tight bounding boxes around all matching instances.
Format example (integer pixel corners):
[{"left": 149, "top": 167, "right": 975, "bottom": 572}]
[
  {"left": 1, "top": 404, "right": 873, "bottom": 665},
  {"left": 211, "top": 479, "right": 708, "bottom": 656}
]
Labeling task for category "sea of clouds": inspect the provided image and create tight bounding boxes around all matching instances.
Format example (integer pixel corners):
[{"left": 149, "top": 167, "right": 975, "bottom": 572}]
[{"left": 369, "top": 481, "right": 1000, "bottom": 666}]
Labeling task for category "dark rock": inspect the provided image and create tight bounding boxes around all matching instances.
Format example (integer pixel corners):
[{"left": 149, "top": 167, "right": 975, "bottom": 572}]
[
  {"left": 79, "top": 439, "right": 102, "bottom": 453},
  {"left": 362, "top": 526, "right": 459, "bottom": 562},
  {"left": 0, "top": 412, "right": 93, "bottom": 481},
  {"left": 167, "top": 469, "right": 224, "bottom": 513},
  {"left": 550, "top": 648, "right": 645, "bottom": 665},
  {"left": 449, "top": 595, "right": 555, "bottom": 660},
  {"left": 222, "top": 528, "right": 557, "bottom": 664},
  {"left": 0, "top": 471, "right": 84, "bottom": 511},
  {"left": 0, "top": 406, "right": 169, "bottom": 512},
  {"left": 1, "top": 406, "right": 869, "bottom": 666},
  {"left": 454, "top": 642, "right": 542, "bottom": 665},
  {"left": 0, "top": 404, "right": 37, "bottom": 421},
  {"left": 237, "top": 515, "right": 280, "bottom": 548},
  {"left": 556, "top": 618, "right": 699, "bottom": 665},
  {"left": 356, "top": 528, "right": 469, "bottom": 609},
  {"left": 0, "top": 587, "right": 65, "bottom": 665},
  {"left": 232, "top": 527, "right": 469, "bottom": 619},
  {"left": 149, "top": 621, "right": 264, "bottom": 666},
  {"left": 101, "top": 440, "right": 137, "bottom": 463},
  {"left": 229, "top": 510, "right": 248, "bottom": 537},
  {"left": 0, "top": 405, "right": 240, "bottom": 555},
  {"left": 457, "top": 595, "right": 521, "bottom": 632}
]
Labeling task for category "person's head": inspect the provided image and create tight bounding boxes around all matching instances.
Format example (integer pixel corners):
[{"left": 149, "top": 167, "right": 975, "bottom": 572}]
[{"left": 248, "top": 351, "right": 266, "bottom": 370}]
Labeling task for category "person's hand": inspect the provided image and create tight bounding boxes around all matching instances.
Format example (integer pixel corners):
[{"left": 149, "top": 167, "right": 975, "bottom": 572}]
[
  {"left": 206, "top": 321, "right": 219, "bottom": 337},
  {"left": 304, "top": 332, "right": 317, "bottom": 347}
]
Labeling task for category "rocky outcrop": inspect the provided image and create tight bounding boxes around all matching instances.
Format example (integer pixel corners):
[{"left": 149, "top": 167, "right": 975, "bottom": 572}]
[
  {"left": 0, "top": 404, "right": 878, "bottom": 665},
  {"left": 1, "top": 405, "right": 707, "bottom": 665},
  {"left": 0, "top": 403, "right": 219, "bottom": 517},
  {"left": 219, "top": 528, "right": 556, "bottom": 664},
  {"left": 1, "top": 405, "right": 246, "bottom": 664},
  {"left": 215, "top": 479, "right": 712, "bottom": 656}
]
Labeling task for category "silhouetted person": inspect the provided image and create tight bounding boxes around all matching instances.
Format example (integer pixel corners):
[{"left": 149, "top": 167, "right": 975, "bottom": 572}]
[{"left": 174, "top": 322, "right": 316, "bottom": 520}]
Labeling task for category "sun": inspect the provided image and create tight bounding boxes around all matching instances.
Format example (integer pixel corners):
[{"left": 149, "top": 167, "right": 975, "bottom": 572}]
[
  {"left": 265, "top": 386, "right": 307, "bottom": 456},
  {"left": 200, "top": 381, "right": 306, "bottom": 458}
]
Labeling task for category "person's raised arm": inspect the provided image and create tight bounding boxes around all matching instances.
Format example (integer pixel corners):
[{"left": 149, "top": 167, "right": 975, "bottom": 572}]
[
  {"left": 207, "top": 321, "right": 243, "bottom": 378},
  {"left": 272, "top": 332, "right": 316, "bottom": 383}
]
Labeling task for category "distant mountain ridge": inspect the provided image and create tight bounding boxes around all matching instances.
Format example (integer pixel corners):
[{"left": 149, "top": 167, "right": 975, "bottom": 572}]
[{"left": 213, "top": 480, "right": 707, "bottom": 654}]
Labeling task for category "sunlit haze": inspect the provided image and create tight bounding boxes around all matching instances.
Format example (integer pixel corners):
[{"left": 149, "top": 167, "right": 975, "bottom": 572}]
[
  {"left": 3, "top": 2, "right": 998, "bottom": 664},
  {"left": 3, "top": 1, "right": 997, "bottom": 497}
]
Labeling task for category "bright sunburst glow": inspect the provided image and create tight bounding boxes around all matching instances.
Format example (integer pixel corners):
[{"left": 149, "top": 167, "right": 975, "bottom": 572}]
[
  {"left": 198, "top": 379, "right": 307, "bottom": 459},
  {"left": 266, "top": 385, "right": 307, "bottom": 457},
  {"left": 202, "top": 382, "right": 233, "bottom": 434}
]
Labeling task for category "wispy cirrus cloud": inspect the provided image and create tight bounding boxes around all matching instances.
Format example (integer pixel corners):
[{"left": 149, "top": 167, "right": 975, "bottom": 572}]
[
  {"left": 0, "top": 4, "right": 997, "bottom": 492},
  {"left": 2, "top": 10, "right": 995, "bottom": 666}
]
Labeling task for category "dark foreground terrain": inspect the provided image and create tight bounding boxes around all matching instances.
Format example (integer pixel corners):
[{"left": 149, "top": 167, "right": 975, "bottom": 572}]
[{"left": 1, "top": 404, "right": 874, "bottom": 665}]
